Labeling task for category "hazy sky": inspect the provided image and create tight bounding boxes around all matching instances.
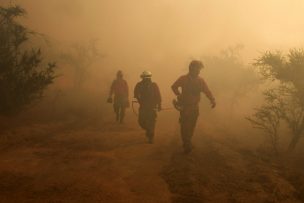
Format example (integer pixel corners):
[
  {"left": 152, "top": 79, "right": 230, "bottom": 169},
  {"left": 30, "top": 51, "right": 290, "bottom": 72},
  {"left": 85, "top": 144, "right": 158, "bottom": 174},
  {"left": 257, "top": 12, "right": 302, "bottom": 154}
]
[{"left": 2, "top": 0, "right": 304, "bottom": 67}]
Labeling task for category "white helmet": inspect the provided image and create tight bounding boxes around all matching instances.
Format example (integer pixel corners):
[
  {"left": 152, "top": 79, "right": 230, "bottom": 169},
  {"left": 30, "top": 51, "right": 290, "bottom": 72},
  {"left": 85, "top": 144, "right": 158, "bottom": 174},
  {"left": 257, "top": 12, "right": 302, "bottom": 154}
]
[{"left": 140, "top": 70, "right": 152, "bottom": 78}]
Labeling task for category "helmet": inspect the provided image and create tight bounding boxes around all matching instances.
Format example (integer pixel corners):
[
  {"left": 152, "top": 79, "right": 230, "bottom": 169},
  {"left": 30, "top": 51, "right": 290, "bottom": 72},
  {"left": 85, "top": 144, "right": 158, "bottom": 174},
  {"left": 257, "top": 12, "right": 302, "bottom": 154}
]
[
  {"left": 189, "top": 60, "right": 204, "bottom": 71},
  {"left": 140, "top": 71, "right": 152, "bottom": 78}
]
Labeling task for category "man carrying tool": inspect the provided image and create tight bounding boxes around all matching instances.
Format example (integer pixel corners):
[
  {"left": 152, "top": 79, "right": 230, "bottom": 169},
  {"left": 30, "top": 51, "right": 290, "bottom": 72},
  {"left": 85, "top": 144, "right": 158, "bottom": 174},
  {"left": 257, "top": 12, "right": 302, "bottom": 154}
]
[
  {"left": 134, "top": 71, "right": 162, "bottom": 144},
  {"left": 171, "top": 60, "right": 216, "bottom": 153},
  {"left": 108, "top": 70, "right": 129, "bottom": 123}
]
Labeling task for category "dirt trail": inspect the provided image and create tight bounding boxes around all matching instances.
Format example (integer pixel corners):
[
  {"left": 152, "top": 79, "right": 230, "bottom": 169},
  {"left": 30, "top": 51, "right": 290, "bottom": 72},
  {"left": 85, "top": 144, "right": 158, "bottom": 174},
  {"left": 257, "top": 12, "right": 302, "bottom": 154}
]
[
  {"left": 0, "top": 117, "right": 303, "bottom": 202},
  {"left": 162, "top": 134, "right": 301, "bottom": 203},
  {"left": 0, "top": 118, "right": 174, "bottom": 203}
]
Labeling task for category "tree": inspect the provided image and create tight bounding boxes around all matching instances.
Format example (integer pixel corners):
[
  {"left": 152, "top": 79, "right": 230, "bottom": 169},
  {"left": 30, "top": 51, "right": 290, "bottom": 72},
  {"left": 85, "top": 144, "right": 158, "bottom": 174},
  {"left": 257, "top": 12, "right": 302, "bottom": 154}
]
[
  {"left": 0, "top": 5, "right": 56, "bottom": 115},
  {"left": 246, "top": 89, "right": 283, "bottom": 154},
  {"left": 60, "top": 40, "right": 102, "bottom": 89},
  {"left": 250, "top": 49, "right": 304, "bottom": 151},
  {"left": 203, "top": 45, "right": 260, "bottom": 113}
]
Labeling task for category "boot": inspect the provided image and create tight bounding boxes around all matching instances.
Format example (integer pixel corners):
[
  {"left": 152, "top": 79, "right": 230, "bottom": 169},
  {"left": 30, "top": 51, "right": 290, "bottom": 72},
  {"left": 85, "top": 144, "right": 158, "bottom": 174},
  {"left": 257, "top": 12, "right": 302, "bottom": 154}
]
[
  {"left": 146, "top": 131, "right": 154, "bottom": 144},
  {"left": 183, "top": 142, "right": 192, "bottom": 154},
  {"left": 119, "top": 114, "right": 124, "bottom": 124},
  {"left": 116, "top": 113, "right": 119, "bottom": 122},
  {"left": 148, "top": 136, "right": 154, "bottom": 144}
]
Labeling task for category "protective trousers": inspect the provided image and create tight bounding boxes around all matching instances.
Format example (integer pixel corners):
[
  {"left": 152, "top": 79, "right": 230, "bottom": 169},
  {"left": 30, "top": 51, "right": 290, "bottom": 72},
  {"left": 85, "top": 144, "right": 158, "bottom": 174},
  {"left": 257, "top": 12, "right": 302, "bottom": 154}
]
[
  {"left": 179, "top": 105, "right": 199, "bottom": 152},
  {"left": 138, "top": 107, "right": 157, "bottom": 142},
  {"left": 113, "top": 97, "right": 126, "bottom": 123}
]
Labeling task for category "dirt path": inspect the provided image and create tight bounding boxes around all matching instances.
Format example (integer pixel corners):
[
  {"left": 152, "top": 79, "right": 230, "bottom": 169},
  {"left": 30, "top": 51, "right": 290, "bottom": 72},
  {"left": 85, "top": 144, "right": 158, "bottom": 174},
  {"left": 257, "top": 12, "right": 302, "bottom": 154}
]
[
  {"left": 162, "top": 134, "right": 301, "bottom": 203},
  {"left": 0, "top": 118, "right": 303, "bottom": 202},
  {"left": 0, "top": 119, "right": 174, "bottom": 203}
]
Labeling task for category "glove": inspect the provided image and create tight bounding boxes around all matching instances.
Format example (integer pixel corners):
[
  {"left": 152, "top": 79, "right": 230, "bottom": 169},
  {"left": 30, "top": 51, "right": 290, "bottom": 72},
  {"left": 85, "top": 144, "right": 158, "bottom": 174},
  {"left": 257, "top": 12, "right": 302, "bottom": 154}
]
[
  {"left": 107, "top": 97, "right": 113, "bottom": 103},
  {"left": 177, "top": 94, "right": 182, "bottom": 102},
  {"left": 158, "top": 104, "right": 162, "bottom": 112},
  {"left": 125, "top": 100, "right": 130, "bottom": 108},
  {"left": 176, "top": 94, "right": 184, "bottom": 105},
  {"left": 211, "top": 100, "right": 216, "bottom": 108}
]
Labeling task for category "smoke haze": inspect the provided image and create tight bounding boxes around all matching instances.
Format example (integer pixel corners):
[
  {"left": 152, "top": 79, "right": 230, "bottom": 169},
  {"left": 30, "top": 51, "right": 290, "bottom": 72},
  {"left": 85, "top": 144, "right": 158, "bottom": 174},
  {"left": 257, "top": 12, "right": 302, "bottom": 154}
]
[
  {"left": 1, "top": 1, "right": 304, "bottom": 202},
  {"left": 5, "top": 0, "right": 304, "bottom": 62}
]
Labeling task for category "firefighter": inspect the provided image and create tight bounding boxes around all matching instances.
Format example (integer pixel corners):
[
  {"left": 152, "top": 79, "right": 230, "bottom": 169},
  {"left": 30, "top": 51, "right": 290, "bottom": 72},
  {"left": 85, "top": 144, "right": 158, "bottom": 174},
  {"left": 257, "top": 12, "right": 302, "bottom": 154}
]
[
  {"left": 134, "top": 71, "right": 162, "bottom": 144},
  {"left": 108, "top": 70, "right": 129, "bottom": 123},
  {"left": 171, "top": 60, "right": 216, "bottom": 153}
]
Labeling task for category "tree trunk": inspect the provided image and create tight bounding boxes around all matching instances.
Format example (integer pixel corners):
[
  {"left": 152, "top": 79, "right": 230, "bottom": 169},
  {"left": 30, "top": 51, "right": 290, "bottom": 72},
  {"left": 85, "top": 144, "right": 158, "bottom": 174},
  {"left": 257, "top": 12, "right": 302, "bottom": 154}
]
[
  {"left": 288, "top": 133, "right": 302, "bottom": 151},
  {"left": 272, "top": 132, "right": 278, "bottom": 156}
]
